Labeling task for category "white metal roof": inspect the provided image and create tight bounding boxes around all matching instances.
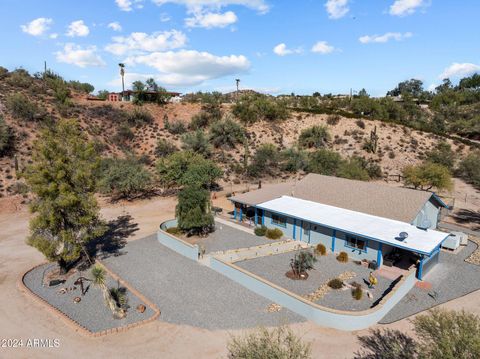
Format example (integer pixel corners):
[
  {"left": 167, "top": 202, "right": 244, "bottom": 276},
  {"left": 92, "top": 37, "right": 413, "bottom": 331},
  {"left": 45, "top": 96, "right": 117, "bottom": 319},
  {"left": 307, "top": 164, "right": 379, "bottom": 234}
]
[{"left": 257, "top": 196, "right": 449, "bottom": 255}]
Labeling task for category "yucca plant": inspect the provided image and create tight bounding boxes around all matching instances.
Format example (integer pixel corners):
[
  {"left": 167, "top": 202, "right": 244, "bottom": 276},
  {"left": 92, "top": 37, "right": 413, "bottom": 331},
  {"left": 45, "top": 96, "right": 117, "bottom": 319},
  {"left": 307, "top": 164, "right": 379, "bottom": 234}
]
[{"left": 91, "top": 265, "right": 126, "bottom": 318}]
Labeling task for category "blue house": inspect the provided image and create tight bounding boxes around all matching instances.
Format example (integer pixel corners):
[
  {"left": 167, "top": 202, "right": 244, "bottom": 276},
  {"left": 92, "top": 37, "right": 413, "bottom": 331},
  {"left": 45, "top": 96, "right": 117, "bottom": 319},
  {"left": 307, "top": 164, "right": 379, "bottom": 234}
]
[{"left": 229, "top": 174, "right": 450, "bottom": 280}]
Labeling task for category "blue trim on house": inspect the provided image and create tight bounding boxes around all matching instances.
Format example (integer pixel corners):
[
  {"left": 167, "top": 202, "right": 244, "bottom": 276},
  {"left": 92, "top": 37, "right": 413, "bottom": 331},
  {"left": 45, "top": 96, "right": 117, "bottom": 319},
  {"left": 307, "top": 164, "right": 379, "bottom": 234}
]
[
  {"left": 262, "top": 211, "right": 265, "bottom": 226},
  {"left": 239, "top": 207, "right": 243, "bottom": 221},
  {"left": 293, "top": 218, "right": 297, "bottom": 240},
  {"left": 331, "top": 229, "right": 336, "bottom": 252},
  {"left": 418, "top": 256, "right": 424, "bottom": 280},
  {"left": 257, "top": 206, "right": 449, "bottom": 256},
  {"left": 254, "top": 207, "right": 258, "bottom": 226},
  {"left": 344, "top": 234, "right": 368, "bottom": 254},
  {"left": 431, "top": 193, "right": 449, "bottom": 208},
  {"left": 377, "top": 242, "right": 383, "bottom": 266},
  {"left": 299, "top": 220, "right": 303, "bottom": 241},
  {"left": 233, "top": 207, "right": 237, "bottom": 220}
]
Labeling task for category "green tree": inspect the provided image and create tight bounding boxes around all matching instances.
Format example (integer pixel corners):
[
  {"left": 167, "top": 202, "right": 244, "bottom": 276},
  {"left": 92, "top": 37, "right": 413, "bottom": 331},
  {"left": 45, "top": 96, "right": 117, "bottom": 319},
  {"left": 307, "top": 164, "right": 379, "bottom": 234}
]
[
  {"left": 387, "top": 79, "right": 425, "bottom": 98},
  {"left": 181, "top": 130, "right": 212, "bottom": 157},
  {"left": 298, "top": 125, "right": 331, "bottom": 149},
  {"left": 132, "top": 80, "right": 146, "bottom": 104},
  {"left": 24, "top": 119, "right": 105, "bottom": 272},
  {"left": 176, "top": 185, "right": 214, "bottom": 235},
  {"left": 248, "top": 143, "right": 280, "bottom": 178},
  {"left": 337, "top": 157, "right": 370, "bottom": 181},
  {"left": 403, "top": 162, "right": 453, "bottom": 191},
  {"left": 209, "top": 117, "right": 245, "bottom": 149},
  {"left": 0, "top": 116, "right": 14, "bottom": 156},
  {"left": 156, "top": 151, "right": 222, "bottom": 189},
  {"left": 280, "top": 147, "right": 307, "bottom": 173},
  {"left": 306, "top": 149, "right": 342, "bottom": 175},
  {"left": 227, "top": 326, "right": 312, "bottom": 359},
  {"left": 97, "top": 157, "right": 152, "bottom": 200},
  {"left": 425, "top": 141, "right": 455, "bottom": 170},
  {"left": 457, "top": 152, "right": 480, "bottom": 187},
  {"left": 97, "top": 90, "right": 110, "bottom": 100}
]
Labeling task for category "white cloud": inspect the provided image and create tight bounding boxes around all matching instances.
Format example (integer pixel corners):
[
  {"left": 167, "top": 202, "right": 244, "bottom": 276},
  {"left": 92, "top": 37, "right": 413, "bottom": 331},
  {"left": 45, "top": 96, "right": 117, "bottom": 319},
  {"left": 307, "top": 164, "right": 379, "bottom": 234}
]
[
  {"left": 325, "top": 0, "right": 349, "bottom": 19},
  {"left": 359, "top": 32, "right": 413, "bottom": 44},
  {"left": 151, "top": 0, "right": 269, "bottom": 13},
  {"left": 311, "top": 41, "right": 335, "bottom": 54},
  {"left": 160, "top": 13, "right": 171, "bottom": 22},
  {"left": 185, "top": 11, "right": 237, "bottom": 28},
  {"left": 115, "top": 0, "right": 144, "bottom": 11},
  {"left": 105, "top": 30, "right": 187, "bottom": 55},
  {"left": 439, "top": 63, "right": 480, "bottom": 79},
  {"left": 389, "top": 0, "right": 426, "bottom": 16},
  {"left": 21, "top": 18, "right": 53, "bottom": 36},
  {"left": 55, "top": 43, "right": 106, "bottom": 67},
  {"left": 49, "top": 33, "right": 59, "bottom": 39},
  {"left": 108, "top": 21, "right": 122, "bottom": 31},
  {"left": 273, "top": 43, "right": 302, "bottom": 56},
  {"left": 66, "top": 20, "right": 90, "bottom": 37},
  {"left": 123, "top": 50, "right": 250, "bottom": 86}
]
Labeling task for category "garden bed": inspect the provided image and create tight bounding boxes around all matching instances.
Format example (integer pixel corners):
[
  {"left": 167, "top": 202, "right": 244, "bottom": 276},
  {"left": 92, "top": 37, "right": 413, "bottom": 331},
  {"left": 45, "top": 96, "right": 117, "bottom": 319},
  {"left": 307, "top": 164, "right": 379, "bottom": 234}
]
[
  {"left": 236, "top": 249, "right": 396, "bottom": 311},
  {"left": 22, "top": 263, "right": 157, "bottom": 334}
]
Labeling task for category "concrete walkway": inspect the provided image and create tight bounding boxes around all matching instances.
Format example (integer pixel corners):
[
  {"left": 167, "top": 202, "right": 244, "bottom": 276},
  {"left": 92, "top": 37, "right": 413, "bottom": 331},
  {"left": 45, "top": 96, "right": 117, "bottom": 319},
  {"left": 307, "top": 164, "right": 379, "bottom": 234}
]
[
  {"left": 208, "top": 240, "right": 309, "bottom": 263},
  {"left": 214, "top": 216, "right": 255, "bottom": 235}
]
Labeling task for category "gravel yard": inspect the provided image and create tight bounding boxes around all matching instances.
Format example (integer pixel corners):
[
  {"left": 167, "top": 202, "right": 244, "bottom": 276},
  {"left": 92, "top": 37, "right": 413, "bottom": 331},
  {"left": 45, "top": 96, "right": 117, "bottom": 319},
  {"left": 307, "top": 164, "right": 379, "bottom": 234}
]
[
  {"left": 102, "top": 234, "right": 305, "bottom": 329},
  {"left": 381, "top": 240, "right": 480, "bottom": 323},
  {"left": 190, "top": 221, "right": 273, "bottom": 254},
  {"left": 23, "top": 263, "right": 155, "bottom": 333},
  {"left": 236, "top": 250, "right": 396, "bottom": 311}
]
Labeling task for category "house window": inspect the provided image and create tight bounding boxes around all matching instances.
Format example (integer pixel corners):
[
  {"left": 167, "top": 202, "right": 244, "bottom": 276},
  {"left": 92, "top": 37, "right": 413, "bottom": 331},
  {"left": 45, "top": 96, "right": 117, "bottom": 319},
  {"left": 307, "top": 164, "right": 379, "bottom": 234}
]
[
  {"left": 271, "top": 214, "right": 287, "bottom": 227},
  {"left": 346, "top": 236, "right": 367, "bottom": 252}
]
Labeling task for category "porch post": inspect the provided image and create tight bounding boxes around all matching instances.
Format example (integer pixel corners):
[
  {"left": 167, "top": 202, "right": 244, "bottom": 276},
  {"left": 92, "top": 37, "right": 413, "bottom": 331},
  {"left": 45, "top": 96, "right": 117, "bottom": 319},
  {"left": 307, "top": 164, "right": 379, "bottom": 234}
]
[
  {"left": 254, "top": 206, "right": 258, "bottom": 226},
  {"left": 293, "top": 218, "right": 296, "bottom": 240},
  {"left": 239, "top": 206, "right": 243, "bottom": 221},
  {"left": 262, "top": 211, "right": 265, "bottom": 226},
  {"left": 377, "top": 242, "right": 383, "bottom": 267},
  {"left": 233, "top": 203, "right": 237, "bottom": 220},
  {"left": 300, "top": 220, "right": 303, "bottom": 241},
  {"left": 331, "top": 229, "right": 336, "bottom": 252},
  {"left": 418, "top": 256, "right": 424, "bottom": 280}
]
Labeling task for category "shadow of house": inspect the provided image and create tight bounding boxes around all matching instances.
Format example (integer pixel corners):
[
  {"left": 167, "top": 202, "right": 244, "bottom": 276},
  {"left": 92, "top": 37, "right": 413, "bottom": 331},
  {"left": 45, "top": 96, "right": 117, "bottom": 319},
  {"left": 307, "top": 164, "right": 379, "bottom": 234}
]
[
  {"left": 452, "top": 209, "right": 480, "bottom": 230},
  {"left": 87, "top": 215, "right": 139, "bottom": 261}
]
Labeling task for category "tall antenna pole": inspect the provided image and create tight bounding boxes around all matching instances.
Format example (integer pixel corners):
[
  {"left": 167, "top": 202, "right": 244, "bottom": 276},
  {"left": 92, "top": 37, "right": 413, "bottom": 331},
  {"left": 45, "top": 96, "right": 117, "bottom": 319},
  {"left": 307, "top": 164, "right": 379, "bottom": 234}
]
[
  {"left": 119, "top": 63, "right": 125, "bottom": 101},
  {"left": 235, "top": 78, "right": 240, "bottom": 100}
]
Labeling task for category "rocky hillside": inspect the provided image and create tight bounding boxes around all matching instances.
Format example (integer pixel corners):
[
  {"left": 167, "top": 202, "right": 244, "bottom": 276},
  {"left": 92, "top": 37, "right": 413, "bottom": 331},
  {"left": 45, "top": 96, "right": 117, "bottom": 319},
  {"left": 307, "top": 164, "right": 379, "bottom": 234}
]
[{"left": 0, "top": 69, "right": 472, "bottom": 199}]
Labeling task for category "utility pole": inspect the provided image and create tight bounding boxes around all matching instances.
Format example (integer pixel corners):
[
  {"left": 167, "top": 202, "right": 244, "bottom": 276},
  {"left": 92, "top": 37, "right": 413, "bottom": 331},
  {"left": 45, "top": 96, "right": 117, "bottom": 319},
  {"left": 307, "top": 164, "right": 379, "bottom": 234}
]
[
  {"left": 119, "top": 63, "right": 125, "bottom": 101},
  {"left": 235, "top": 78, "right": 240, "bottom": 100}
]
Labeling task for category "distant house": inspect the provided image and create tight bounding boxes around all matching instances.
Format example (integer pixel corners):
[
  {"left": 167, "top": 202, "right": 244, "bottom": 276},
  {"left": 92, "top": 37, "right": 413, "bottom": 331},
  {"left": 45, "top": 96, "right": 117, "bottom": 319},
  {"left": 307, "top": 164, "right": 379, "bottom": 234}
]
[
  {"left": 229, "top": 174, "right": 449, "bottom": 280},
  {"left": 108, "top": 90, "right": 182, "bottom": 103}
]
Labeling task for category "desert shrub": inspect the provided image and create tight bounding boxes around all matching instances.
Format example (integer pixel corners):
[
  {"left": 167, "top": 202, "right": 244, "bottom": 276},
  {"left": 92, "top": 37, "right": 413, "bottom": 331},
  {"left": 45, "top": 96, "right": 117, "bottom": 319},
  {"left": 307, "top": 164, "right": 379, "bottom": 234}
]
[
  {"left": 314, "top": 243, "right": 326, "bottom": 256},
  {"left": 125, "top": 108, "right": 153, "bottom": 126},
  {"left": 328, "top": 278, "right": 344, "bottom": 289},
  {"left": 167, "top": 120, "right": 186, "bottom": 135},
  {"left": 388, "top": 151, "right": 396, "bottom": 159},
  {"left": 266, "top": 228, "right": 283, "bottom": 240},
  {"left": 227, "top": 326, "right": 312, "bottom": 359},
  {"left": 326, "top": 114, "right": 341, "bottom": 126},
  {"left": 280, "top": 147, "right": 308, "bottom": 173},
  {"left": 232, "top": 94, "right": 289, "bottom": 123},
  {"left": 337, "top": 251, "right": 348, "bottom": 263},
  {"left": 189, "top": 112, "right": 210, "bottom": 130},
  {"left": 299, "top": 125, "right": 331, "bottom": 149},
  {"left": 352, "top": 285, "right": 363, "bottom": 300},
  {"left": 108, "top": 287, "right": 128, "bottom": 310},
  {"left": 247, "top": 143, "right": 280, "bottom": 178},
  {"left": 68, "top": 80, "right": 94, "bottom": 94},
  {"left": 425, "top": 141, "right": 455, "bottom": 170},
  {"left": 337, "top": 157, "right": 370, "bottom": 181},
  {"left": 6, "top": 93, "right": 39, "bottom": 121},
  {"left": 254, "top": 226, "right": 267, "bottom": 236},
  {"left": 356, "top": 119, "right": 366, "bottom": 129},
  {"left": 6, "top": 68, "right": 31, "bottom": 88},
  {"left": 97, "top": 157, "right": 152, "bottom": 200},
  {"left": 155, "top": 139, "right": 177, "bottom": 158},
  {"left": 113, "top": 124, "right": 134, "bottom": 146},
  {"left": 0, "top": 66, "right": 8, "bottom": 78},
  {"left": 166, "top": 227, "right": 182, "bottom": 235},
  {"left": 306, "top": 149, "right": 342, "bottom": 175},
  {"left": 0, "top": 117, "right": 14, "bottom": 156},
  {"left": 209, "top": 117, "right": 245, "bottom": 149},
  {"left": 181, "top": 130, "right": 212, "bottom": 157},
  {"left": 457, "top": 152, "right": 480, "bottom": 187},
  {"left": 354, "top": 328, "right": 418, "bottom": 359}
]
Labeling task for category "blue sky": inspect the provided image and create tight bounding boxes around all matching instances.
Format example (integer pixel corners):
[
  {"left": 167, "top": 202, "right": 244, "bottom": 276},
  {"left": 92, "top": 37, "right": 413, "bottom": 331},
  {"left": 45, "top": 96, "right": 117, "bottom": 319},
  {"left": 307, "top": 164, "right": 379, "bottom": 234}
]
[{"left": 0, "top": 0, "right": 479, "bottom": 96}]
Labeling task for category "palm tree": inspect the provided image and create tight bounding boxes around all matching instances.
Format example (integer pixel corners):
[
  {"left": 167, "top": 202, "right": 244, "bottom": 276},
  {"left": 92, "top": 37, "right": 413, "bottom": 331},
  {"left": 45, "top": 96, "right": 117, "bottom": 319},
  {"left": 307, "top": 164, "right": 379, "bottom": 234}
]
[
  {"left": 119, "top": 63, "right": 125, "bottom": 101},
  {"left": 91, "top": 265, "right": 125, "bottom": 318}
]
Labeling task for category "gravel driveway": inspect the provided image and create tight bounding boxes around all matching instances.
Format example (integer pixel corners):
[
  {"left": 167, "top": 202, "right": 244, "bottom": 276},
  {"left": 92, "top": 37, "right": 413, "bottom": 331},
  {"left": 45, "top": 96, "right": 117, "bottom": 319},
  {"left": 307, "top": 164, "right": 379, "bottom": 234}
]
[
  {"left": 102, "top": 234, "right": 304, "bottom": 329},
  {"left": 381, "top": 240, "right": 480, "bottom": 323}
]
